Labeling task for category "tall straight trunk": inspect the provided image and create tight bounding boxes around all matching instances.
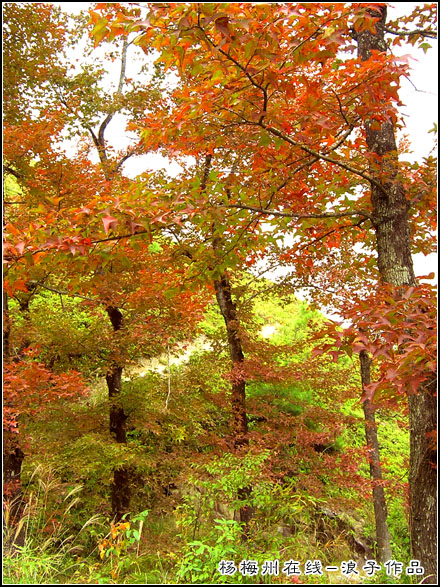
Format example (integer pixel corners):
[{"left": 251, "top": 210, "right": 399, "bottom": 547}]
[
  {"left": 106, "top": 305, "right": 130, "bottom": 520},
  {"left": 360, "top": 350, "right": 392, "bottom": 563},
  {"left": 213, "top": 273, "right": 253, "bottom": 534},
  {"left": 202, "top": 152, "right": 253, "bottom": 534},
  {"left": 408, "top": 377, "right": 437, "bottom": 578},
  {"left": 203, "top": 153, "right": 249, "bottom": 450},
  {"left": 355, "top": 6, "right": 437, "bottom": 581},
  {"left": 213, "top": 274, "right": 248, "bottom": 449}
]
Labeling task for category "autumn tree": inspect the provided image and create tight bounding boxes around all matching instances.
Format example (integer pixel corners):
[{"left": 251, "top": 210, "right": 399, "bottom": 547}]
[
  {"left": 89, "top": 1, "right": 437, "bottom": 574},
  {"left": 3, "top": 3, "right": 436, "bottom": 575},
  {"left": 353, "top": 5, "right": 436, "bottom": 578},
  {"left": 3, "top": 2, "right": 207, "bottom": 521},
  {"left": 3, "top": 0, "right": 69, "bottom": 503}
]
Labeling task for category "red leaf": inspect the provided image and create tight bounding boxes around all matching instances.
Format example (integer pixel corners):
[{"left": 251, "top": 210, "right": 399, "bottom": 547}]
[
  {"left": 15, "top": 242, "right": 26, "bottom": 255},
  {"left": 215, "top": 16, "right": 231, "bottom": 37},
  {"left": 102, "top": 214, "right": 118, "bottom": 234},
  {"left": 13, "top": 279, "right": 29, "bottom": 293}
]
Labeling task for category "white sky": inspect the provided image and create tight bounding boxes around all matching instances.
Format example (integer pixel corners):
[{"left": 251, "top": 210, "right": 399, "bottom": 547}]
[
  {"left": 52, "top": 2, "right": 437, "bottom": 283},
  {"left": 388, "top": 3, "right": 438, "bottom": 160}
]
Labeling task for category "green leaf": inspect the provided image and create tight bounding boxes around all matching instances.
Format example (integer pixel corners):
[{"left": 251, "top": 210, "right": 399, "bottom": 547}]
[
  {"left": 259, "top": 133, "right": 271, "bottom": 147},
  {"left": 211, "top": 68, "right": 224, "bottom": 84},
  {"left": 428, "top": 122, "right": 437, "bottom": 135},
  {"left": 91, "top": 18, "right": 110, "bottom": 45},
  {"left": 244, "top": 40, "right": 257, "bottom": 59},
  {"left": 191, "top": 62, "right": 204, "bottom": 76},
  {"left": 420, "top": 42, "right": 432, "bottom": 54},
  {"left": 148, "top": 241, "right": 162, "bottom": 253}
]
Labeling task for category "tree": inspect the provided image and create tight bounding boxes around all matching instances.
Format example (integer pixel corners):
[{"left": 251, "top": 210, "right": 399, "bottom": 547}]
[
  {"left": 3, "top": 3, "right": 436, "bottom": 575},
  {"left": 353, "top": 5, "right": 436, "bottom": 579},
  {"left": 89, "top": 1, "right": 437, "bottom": 574},
  {"left": 3, "top": 3, "right": 207, "bottom": 521}
]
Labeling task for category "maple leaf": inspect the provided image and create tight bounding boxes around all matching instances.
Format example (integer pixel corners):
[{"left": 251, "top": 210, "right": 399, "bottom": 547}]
[
  {"left": 215, "top": 16, "right": 232, "bottom": 38},
  {"left": 102, "top": 214, "right": 118, "bottom": 234}
]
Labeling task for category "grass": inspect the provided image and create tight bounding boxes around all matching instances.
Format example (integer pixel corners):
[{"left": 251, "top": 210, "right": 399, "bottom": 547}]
[{"left": 3, "top": 465, "right": 104, "bottom": 584}]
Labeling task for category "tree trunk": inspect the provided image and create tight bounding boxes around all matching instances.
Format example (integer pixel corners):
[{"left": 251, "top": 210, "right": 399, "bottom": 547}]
[
  {"left": 3, "top": 290, "right": 11, "bottom": 362},
  {"left": 202, "top": 150, "right": 253, "bottom": 533},
  {"left": 16, "top": 283, "right": 37, "bottom": 355},
  {"left": 213, "top": 274, "right": 248, "bottom": 449},
  {"left": 91, "top": 39, "right": 132, "bottom": 519},
  {"left": 106, "top": 305, "right": 131, "bottom": 520},
  {"left": 213, "top": 274, "right": 253, "bottom": 534},
  {"left": 3, "top": 445, "right": 25, "bottom": 515},
  {"left": 3, "top": 292, "right": 25, "bottom": 533},
  {"left": 360, "top": 350, "right": 392, "bottom": 563},
  {"left": 3, "top": 289, "right": 32, "bottom": 505},
  {"left": 408, "top": 377, "right": 437, "bottom": 580},
  {"left": 355, "top": 6, "right": 437, "bottom": 581}
]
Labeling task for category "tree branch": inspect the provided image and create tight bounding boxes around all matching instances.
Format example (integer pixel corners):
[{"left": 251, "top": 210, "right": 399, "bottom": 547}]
[
  {"left": 296, "top": 217, "right": 369, "bottom": 253},
  {"left": 384, "top": 26, "right": 437, "bottom": 39},
  {"left": 114, "top": 149, "right": 136, "bottom": 173},
  {"left": 98, "top": 37, "right": 129, "bottom": 144},
  {"left": 260, "top": 122, "right": 388, "bottom": 195},
  {"left": 28, "top": 281, "right": 96, "bottom": 302},
  {"left": 3, "top": 165, "right": 23, "bottom": 180}
]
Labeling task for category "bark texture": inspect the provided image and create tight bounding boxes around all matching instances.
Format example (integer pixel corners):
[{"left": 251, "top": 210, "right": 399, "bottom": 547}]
[
  {"left": 408, "top": 377, "right": 437, "bottom": 580},
  {"left": 213, "top": 273, "right": 253, "bottom": 533},
  {"left": 355, "top": 6, "right": 437, "bottom": 581},
  {"left": 360, "top": 350, "right": 392, "bottom": 563},
  {"left": 213, "top": 274, "right": 248, "bottom": 449}
]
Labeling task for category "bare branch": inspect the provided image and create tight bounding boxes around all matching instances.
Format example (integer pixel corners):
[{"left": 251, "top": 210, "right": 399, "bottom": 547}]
[
  {"left": 114, "top": 149, "right": 136, "bottom": 173},
  {"left": 98, "top": 37, "right": 129, "bottom": 144},
  {"left": 384, "top": 26, "right": 437, "bottom": 39}
]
